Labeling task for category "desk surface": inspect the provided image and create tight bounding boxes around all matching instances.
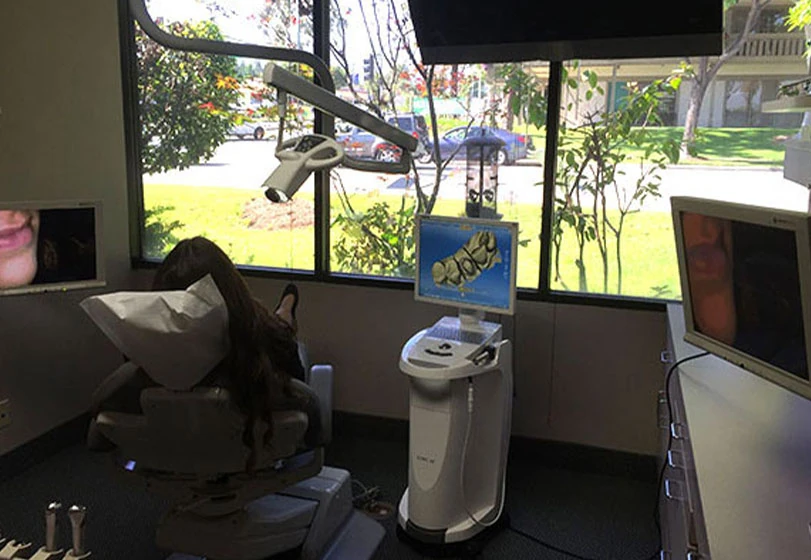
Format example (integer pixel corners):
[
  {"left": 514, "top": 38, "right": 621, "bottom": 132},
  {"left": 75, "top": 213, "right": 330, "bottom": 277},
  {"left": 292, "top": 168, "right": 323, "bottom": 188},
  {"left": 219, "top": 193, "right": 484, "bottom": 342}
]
[{"left": 668, "top": 304, "right": 811, "bottom": 559}]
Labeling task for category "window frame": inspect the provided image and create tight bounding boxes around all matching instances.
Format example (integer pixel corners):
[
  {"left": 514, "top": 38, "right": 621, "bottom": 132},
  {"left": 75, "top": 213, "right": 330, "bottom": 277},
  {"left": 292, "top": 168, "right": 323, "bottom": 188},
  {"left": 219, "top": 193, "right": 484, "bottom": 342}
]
[{"left": 118, "top": 0, "right": 666, "bottom": 312}]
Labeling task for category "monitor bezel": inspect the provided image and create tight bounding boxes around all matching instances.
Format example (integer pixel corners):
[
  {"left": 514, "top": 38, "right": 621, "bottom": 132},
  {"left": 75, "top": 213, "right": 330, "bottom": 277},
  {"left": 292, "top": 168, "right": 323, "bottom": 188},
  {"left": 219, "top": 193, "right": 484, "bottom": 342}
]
[
  {"left": 672, "top": 196, "right": 811, "bottom": 399},
  {"left": 414, "top": 214, "right": 518, "bottom": 316},
  {"left": 0, "top": 199, "right": 106, "bottom": 297}
]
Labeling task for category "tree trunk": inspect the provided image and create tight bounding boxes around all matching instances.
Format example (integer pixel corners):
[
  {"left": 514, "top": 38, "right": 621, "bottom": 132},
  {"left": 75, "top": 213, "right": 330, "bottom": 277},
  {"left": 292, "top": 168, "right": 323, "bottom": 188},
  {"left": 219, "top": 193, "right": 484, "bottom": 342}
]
[
  {"left": 680, "top": 0, "right": 772, "bottom": 156},
  {"left": 681, "top": 57, "right": 710, "bottom": 155},
  {"left": 505, "top": 90, "right": 516, "bottom": 131}
]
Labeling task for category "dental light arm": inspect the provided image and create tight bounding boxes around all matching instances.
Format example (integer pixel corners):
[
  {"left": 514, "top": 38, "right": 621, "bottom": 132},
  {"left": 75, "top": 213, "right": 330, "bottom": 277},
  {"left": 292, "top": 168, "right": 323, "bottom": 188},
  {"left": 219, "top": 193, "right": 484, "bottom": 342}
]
[{"left": 264, "top": 64, "right": 418, "bottom": 174}]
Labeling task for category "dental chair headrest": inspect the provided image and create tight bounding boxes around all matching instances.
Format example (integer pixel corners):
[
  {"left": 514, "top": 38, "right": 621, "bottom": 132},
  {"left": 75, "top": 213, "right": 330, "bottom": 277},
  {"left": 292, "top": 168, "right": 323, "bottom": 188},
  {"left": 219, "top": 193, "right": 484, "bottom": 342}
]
[{"left": 81, "top": 274, "right": 230, "bottom": 390}]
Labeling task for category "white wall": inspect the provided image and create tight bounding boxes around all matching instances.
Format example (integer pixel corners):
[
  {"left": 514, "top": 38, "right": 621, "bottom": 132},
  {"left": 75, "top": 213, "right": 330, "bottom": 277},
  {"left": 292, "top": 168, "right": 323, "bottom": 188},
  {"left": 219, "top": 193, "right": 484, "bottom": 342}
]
[
  {"left": 246, "top": 278, "right": 668, "bottom": 456},
  {"left": 0, "top": 0, "right": 131, "bottom": 453},
  {"left": 1, "top": 0, "right": 668, "bottom": 458}
]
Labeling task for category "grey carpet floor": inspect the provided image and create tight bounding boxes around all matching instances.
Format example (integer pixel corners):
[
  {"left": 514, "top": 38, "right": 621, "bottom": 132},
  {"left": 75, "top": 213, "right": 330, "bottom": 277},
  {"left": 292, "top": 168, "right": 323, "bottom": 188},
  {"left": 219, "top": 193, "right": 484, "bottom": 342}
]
[{"left": 0, "top": 433, "right": 660, "bottom": 559}]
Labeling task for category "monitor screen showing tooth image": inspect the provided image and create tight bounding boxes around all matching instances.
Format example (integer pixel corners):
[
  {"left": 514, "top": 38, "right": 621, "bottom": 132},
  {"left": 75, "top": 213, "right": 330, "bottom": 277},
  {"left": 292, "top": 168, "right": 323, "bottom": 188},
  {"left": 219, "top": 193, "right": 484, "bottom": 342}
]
[
  {"left": 415, "top": 215, "right": 518, "bottom": 315},
  {"left": 0, "top": 201, "right": 104, "bottom": 296}
]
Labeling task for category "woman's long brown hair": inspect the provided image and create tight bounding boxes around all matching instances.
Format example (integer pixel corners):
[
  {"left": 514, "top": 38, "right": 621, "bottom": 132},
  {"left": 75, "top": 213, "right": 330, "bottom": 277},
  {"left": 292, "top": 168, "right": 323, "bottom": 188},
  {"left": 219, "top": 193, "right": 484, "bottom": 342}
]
[{"left": 152, "top": 237, "right": 300, "bottom": 472}]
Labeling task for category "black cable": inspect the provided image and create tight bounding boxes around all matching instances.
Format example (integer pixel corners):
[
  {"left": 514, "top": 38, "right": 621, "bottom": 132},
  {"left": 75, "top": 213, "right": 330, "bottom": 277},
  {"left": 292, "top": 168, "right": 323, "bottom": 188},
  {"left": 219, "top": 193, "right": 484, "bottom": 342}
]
[
  {"left": 508, "top": 525, "right": 659, "bottom": 560},
  {"left": 351, "top": 477, "right": 380, "bottom": 508},
  {"left": 653, "top": 351, "right": 710, "bottom": 533}
]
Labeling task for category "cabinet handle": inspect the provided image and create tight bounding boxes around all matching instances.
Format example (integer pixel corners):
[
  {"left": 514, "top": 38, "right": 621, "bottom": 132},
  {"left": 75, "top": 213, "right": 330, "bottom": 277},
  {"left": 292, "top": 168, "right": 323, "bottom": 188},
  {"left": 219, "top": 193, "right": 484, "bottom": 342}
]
[
  {"left": 667, "top": 450, "right": 686, "bottom": 469},
  {"left": 670, "top": 422, "right": 687, "bottom": 440},
  {"left": 664, "top": 478, "right": 686, "bottom": 501},
  {"left": 659, "top": 551, "right": 671, "bottom": 560},
  {"left": 686, "top": 551, "right": 702, "bottom": 560},
  {"left": 661, "top": 350, "right": 673, "bottom": 364}
]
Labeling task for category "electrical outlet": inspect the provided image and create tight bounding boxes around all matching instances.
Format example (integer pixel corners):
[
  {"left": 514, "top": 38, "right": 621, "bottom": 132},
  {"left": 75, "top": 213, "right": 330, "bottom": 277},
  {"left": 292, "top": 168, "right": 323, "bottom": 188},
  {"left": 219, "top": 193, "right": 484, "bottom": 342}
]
[{"left": 0, "top": 399, "right": 11, "bottom": 430}]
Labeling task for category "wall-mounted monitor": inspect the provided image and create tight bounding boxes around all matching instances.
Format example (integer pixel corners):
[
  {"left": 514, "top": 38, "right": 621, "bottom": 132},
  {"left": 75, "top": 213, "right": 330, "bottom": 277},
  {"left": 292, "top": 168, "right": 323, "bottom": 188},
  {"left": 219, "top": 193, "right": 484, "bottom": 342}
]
[
  {"left": 0, "top": 201, "right": 104, "bottom": 297},
  {"left": 415, "top": 214, "right": 518, "bottom": 315},
  {"left": 672, "top": 196, "right": 811, "bottom": 399},
  {"left": 407, "top": 0, "right": 723, "bottom": 64}
]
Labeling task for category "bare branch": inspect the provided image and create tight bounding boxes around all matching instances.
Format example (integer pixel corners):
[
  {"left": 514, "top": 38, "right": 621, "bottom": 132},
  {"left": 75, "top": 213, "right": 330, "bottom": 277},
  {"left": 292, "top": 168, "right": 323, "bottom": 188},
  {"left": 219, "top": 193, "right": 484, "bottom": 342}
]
[{"left": 388, "top": 0, "right": 426, "bottom": 79}]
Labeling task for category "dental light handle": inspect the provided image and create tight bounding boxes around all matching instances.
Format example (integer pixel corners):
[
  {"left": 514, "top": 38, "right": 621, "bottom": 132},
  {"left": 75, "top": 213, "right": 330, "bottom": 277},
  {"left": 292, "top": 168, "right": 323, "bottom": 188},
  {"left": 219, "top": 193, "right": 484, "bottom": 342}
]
[
  {"left": 68, "top": 506, "right": 86, "bottom": 557},
  {"left": 263, "top": 134, "right": 344, "bottom": 202}
]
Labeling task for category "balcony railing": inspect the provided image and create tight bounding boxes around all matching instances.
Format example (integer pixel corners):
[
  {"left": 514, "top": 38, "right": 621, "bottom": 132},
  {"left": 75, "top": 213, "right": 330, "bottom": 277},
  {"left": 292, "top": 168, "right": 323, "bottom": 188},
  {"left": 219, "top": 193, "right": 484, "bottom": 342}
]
[{"left": 735, "top": 32, "right": 806, "bottom": 58}]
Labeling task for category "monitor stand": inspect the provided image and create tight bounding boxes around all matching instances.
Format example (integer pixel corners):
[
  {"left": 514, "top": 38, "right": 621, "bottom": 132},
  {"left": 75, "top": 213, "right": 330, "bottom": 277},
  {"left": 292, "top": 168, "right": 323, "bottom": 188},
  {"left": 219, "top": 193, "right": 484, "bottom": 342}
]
[{"left": 458, "top": 308, "right": 486, "bottom": 328}]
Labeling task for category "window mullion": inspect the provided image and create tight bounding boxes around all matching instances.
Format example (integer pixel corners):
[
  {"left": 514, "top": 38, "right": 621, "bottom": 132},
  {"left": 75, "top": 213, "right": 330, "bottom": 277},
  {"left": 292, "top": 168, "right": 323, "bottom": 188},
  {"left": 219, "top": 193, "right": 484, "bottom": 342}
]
[{"left": 539, "top": 61, "right": 563, "bottom": 295}]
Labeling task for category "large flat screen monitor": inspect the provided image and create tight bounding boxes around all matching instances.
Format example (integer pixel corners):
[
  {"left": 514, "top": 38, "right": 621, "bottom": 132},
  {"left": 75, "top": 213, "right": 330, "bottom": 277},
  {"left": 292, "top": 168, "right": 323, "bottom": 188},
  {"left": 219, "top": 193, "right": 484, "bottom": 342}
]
[
  {"left": 407, "top": 0, "right": 722, "bottom": 64},
  {"left": 0, "top": 201, "right": 104, "bottom": 296},
  {"left": 672, "top": 197, "right": 811, "bottom": 399},
  {"left": 415, "top": 214, "right": 518, "bottom": 315}
]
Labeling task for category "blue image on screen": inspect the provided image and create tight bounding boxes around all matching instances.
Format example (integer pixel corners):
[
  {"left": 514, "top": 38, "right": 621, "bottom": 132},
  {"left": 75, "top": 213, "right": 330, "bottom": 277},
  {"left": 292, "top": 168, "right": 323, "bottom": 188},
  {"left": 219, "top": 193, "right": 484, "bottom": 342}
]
[{"left": 417, "top": 219, "right": 514, "bottom": 312}]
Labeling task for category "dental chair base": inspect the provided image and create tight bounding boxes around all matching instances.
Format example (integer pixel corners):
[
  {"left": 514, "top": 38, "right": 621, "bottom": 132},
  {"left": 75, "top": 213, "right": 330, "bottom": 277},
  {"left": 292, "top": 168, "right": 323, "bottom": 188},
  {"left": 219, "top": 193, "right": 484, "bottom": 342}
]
[
  {"left": 163, "top": 466, "right": 384, "bottom": 560},
  {"left": 397, "top": 318, "right": 513, "bottom": 548}
]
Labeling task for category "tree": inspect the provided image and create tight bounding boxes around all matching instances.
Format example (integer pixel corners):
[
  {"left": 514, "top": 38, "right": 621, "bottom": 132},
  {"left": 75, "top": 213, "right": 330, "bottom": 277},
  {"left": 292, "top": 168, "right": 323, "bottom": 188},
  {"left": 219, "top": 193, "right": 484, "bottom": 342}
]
[
  {"left": 137, "top": 19, "right": 240, "bottom": 174},
  {"left": 681, "top": 0, "right": 772, "bottom": 154},
  {"left": 328, "top": 0, "right": 483, "bottom": 217},
  {"left": 502, "top": 63, "right": 680, "bottom": 295},
  {"left": 788, "top": 0, "right": 811, "bottom": 37},
  {"left": 787, "top": 0, "right": 811, "bottom": 62}
]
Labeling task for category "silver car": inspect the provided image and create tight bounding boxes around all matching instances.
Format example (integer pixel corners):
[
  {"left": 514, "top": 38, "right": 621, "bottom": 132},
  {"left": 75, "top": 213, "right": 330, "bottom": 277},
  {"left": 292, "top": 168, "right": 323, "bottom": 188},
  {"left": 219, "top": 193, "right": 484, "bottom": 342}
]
[
  {"left": 229, "top": 120, "right": 276, "bottom": 140},
  {"left": 336, "top": 126, "right": 402, "bottom": 162}
]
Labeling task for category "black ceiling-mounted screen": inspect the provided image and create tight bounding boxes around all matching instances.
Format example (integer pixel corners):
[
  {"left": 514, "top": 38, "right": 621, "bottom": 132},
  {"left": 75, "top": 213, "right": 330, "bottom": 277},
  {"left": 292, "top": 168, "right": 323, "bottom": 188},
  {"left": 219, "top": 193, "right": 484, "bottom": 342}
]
[{"left": 407, "top": 0, "right": 723, "bottom": 64}]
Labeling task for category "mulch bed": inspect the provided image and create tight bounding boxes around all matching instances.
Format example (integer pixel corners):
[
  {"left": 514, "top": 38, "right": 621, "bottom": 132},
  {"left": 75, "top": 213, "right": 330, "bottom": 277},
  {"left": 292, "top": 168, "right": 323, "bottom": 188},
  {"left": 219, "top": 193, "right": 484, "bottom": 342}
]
[{"left": 241, "top": 197, "right": 315, "bottom": 231}]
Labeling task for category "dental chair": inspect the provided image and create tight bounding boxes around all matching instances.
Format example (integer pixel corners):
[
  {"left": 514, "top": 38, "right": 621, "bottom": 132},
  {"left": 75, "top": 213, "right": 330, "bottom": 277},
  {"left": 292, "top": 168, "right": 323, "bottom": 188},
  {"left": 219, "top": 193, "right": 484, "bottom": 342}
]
[{"left": 90, "top": 345, "right": 384, "bottom": 560}]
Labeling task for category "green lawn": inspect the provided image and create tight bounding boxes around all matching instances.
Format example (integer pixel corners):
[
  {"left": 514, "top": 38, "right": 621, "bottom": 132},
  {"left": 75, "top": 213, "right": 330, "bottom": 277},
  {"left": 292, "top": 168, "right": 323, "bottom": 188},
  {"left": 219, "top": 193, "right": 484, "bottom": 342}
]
[
  {"left": 430, "top": 119, "right": 792, "bottom": 168},
  {"left": 144, "top": 183, "right": 681, "bottom": 300}
]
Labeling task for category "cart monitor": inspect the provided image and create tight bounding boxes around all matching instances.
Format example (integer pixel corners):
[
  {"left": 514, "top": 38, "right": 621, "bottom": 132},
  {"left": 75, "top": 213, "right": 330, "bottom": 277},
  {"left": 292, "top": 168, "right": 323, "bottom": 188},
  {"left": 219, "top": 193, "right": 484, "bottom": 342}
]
[{"left": 415, "top": 214, "right": 518, "bottom": 316}]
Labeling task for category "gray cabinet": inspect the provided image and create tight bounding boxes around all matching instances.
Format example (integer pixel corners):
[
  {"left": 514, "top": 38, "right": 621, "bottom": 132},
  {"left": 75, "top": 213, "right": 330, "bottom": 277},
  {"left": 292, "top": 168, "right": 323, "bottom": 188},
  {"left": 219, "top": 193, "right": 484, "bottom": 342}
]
[{"left": 661, "top": 303, "right": 811, "bottom": 560}]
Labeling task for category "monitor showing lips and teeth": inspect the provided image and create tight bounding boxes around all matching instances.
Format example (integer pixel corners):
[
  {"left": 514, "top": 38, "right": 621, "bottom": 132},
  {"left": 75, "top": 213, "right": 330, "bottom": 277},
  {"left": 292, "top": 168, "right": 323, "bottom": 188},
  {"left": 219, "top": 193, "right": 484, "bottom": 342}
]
[
  {"left": 672, "top": 197, "right": 811, "bottom": 399},
  {"left": 0, "top": 201, "right": 105, "bottom": 297}
]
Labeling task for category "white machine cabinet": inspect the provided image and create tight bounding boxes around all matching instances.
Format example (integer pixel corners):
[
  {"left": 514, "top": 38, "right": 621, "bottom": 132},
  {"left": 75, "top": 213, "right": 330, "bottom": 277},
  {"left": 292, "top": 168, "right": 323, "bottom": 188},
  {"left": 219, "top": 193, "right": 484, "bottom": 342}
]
[
  {"left": 397, "top": 316, "right": 513, "bottom": 545},
  {"left": 662, "top": 304, "right": 811, "bottom": 559}
]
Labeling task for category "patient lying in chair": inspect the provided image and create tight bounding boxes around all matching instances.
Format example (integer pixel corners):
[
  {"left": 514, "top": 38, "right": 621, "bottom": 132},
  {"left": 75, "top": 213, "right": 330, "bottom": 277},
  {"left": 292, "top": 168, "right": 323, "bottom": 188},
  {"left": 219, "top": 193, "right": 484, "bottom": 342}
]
[{"left": 85, "top": 237, "right": 322, "bottom": 471}]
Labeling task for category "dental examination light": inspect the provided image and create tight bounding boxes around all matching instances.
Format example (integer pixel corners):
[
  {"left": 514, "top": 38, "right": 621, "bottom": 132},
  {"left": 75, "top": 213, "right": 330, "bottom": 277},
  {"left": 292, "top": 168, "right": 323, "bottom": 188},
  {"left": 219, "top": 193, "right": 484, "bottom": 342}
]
[
  {"left": 262, "top": 132, "right": 345, "bottom": 203},
  {"left": 261, "top": 64, "right": 419, "bottom": 203}
]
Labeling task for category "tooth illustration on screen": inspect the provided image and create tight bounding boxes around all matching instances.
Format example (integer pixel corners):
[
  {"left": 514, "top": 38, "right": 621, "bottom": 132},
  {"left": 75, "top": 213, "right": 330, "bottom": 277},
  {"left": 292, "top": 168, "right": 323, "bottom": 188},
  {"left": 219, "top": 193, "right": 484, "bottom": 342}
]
[{"left": 431, "top": 231, "right": 501, "bottom": 287}]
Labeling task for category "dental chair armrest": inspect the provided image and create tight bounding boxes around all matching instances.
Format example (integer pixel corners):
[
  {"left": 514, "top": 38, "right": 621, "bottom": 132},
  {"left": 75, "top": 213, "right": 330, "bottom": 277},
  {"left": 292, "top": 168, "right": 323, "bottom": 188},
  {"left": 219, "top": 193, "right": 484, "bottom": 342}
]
[{"left": 308, "top": 365, "right": 333, "bottom": 445}]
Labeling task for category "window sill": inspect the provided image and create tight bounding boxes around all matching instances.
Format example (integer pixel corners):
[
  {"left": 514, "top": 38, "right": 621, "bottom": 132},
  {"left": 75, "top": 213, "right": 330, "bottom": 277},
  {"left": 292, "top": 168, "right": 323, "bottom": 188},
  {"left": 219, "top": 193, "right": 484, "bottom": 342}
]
[{"left": 131, "top": 258, "right": 670, "bottom": 311}]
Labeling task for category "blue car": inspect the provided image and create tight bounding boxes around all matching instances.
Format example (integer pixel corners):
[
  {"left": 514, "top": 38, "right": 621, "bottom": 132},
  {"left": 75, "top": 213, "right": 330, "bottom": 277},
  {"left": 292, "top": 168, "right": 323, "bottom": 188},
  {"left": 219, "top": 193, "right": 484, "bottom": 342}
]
[{"left": 420, "top": 126, "right": 533, "bottom": 166}]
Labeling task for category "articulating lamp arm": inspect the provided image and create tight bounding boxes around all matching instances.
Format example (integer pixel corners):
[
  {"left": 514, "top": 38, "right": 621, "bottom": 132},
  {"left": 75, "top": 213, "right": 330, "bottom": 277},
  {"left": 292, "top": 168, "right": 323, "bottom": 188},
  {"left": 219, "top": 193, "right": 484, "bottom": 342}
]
[{"left": 264, "top": 64, "right": 418, "bottom": 175}]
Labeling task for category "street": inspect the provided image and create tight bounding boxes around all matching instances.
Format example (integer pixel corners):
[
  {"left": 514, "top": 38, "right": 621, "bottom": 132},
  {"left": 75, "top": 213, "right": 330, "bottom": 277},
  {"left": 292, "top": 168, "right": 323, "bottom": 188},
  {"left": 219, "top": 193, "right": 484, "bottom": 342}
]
[{"left": 144, "top": 139, "right": 809, "bottom": 213}]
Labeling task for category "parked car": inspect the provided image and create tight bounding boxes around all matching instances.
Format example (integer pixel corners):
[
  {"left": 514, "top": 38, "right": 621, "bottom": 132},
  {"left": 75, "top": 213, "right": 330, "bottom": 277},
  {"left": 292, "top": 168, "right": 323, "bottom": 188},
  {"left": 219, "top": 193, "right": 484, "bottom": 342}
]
[
  {"left": 336, "top": 126, "right": 403, "bottom": 162},
  {"left": 421, "top": 126, "right": 533, "bottom": 165},
  {"left": 228, "top": 120, "right": 275, "bottom": 140},
  {"left": 335, "top": 114, "right": 432, "bottom": 162},
  {"left": 386, "top": 114, "right": 430, "bottom": 148}
]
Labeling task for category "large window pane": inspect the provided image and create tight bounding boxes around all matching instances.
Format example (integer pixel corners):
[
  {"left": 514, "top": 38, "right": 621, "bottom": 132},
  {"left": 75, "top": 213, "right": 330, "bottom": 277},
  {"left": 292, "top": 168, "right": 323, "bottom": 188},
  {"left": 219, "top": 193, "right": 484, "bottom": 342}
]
[
  {"left": 327, "top": 0, "right": 544, "bottom": 288},
  {"left": 538, "top": 3, "right": 808, "bottom": 300},
  {"left": 136, "top": 1, "right": 317, "bottom": 269}
]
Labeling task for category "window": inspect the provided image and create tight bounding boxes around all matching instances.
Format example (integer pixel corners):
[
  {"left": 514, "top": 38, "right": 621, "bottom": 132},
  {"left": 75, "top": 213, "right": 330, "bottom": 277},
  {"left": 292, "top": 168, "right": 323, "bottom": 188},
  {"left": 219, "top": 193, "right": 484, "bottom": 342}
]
[
  {"left": 327, "top": 1, "right": 544, "bottom": 288},
  {"left": 544, "top": 35, "right": 807, "bottom": 300},
  {"left": 134, "top": 1, "right": 316, "bottom": 270},
  {"left": 125, "top": 0, "right": 807, "bottom": 306}
]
